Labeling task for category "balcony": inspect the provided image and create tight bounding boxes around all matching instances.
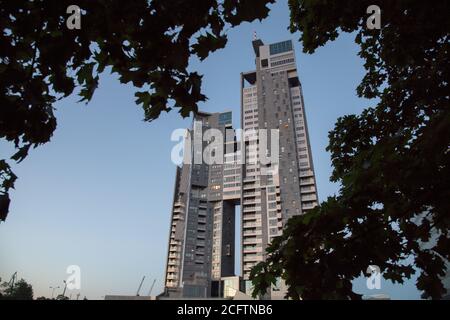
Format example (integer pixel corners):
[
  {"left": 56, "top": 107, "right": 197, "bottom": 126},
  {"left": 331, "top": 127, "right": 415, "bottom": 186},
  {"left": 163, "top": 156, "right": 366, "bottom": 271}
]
[
  {"left": 301, "top": 187, "right": 315, "bottom": 194},
  {"left": 197, "top": 234, "right": 206, "bottom": 240},
  {"left": 301, "top": 194, "right": 317, "bottom": 201},
  {"left": 243, "top": 214, "right": 258, "bottom": 221},
  {"left": 299, "top": 170, "right": 313, "bottom": 177},
  {"left": 243, "top": 222, "right": 259, "bottom": 228},
  {"left": 244, "top": 200, "right": 260, "bottom": 207},
  {"left": 300, "top": 178, "right": 314, "bottom": 185},
  {"left": 243, "top": 206, "right": 261, "bottom": 213},
  {"left": 243, "top": 263, "right": 258, "bottom": 271},
  {"left": 243, "top": 176, "right": 257, "bottom": 183},
  {"left": 173, "top": 206, "right": 184, "bottom": 213},
  {"left": 302, "top": 202, "right": 317, "bottom": 210},
  {"left": 168, "top": 260, "right": 179, "bottom": 266},
  {"left": 166, "top": 274, "right": 178, "bottom": 280},
  {"left": 243, "top": 238, "right": 260, "bottom": 245},
  {"left": 243, "top": 183, "right": 257, "bottom": 190},
  {"left": 197, "top": 240, "right": 206, "bottom": 247},
  {"left": 168, "top": 253, "right": 180, "bottom": 259},
  {"left": 169, "top": 246, "right": 179, "bottom": 253},
  {"left": 243, "top": 229, "right": 261, "bottom": 237},
  {"left": 243, "top": 246, "right": 261, "bottom": 254},
  {"left": 243, "top": 254, "right": 261, "bottom": 262}
]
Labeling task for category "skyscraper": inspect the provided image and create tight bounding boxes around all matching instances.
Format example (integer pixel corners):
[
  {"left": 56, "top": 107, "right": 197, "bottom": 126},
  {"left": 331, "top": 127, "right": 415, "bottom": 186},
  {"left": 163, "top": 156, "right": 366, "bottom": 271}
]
[
  {"left": 164, "top": 111, "right": 241, "bottom": 298},
  {"left": 163, "top": 38, "right": 318, "bottom": 299},
  {"left": 240, "top": 39, "right": 318, "bottom": 297}
]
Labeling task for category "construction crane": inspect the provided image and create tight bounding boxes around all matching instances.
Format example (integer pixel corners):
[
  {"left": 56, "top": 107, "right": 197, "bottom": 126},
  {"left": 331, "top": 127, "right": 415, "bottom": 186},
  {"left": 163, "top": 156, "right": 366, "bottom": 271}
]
[
  {"left": 7, "top": 272, "right": 17, "bottom": 291},
  {"left": 0, "top": 272, "right": 17, "bottom": 295},
  {"left": 136, "top": 276, "right": 145, "bottom": 296},
  {"left": 147, "top": 279, "right": 156, "bottom": 296}
]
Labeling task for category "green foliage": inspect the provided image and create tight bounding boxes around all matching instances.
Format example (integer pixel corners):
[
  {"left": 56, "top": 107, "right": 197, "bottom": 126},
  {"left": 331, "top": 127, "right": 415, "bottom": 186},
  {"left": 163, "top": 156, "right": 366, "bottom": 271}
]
[
  {"left": 0, "top": 0, "right": 275, "bottom": 220},
  {"left": 251, "top": 0, "right": 450, "bottom": 299},
  {"left": 0, "top": 278, "right": 33, "bottom": 300}
]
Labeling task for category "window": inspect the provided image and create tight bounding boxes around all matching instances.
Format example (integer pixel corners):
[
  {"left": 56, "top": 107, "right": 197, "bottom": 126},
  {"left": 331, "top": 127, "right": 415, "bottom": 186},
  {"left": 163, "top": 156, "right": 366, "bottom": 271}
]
[
  {"left": 226, "top": 244, "right": 232, "bottom": 256},
  {"left": 219, "top": 112, "right": 232, "bottom": 125},
  {"left": 299, "top": 161, "right": 309, "bottom": 167},
  {"left": 269, "top": 40, "right": 293, "bottom": 55},
  {"left": 271, "top": 58, "right": 294, "bottom": 67},
  {"left": 261, "top": 59, "right": 268, "bottom": 68}
]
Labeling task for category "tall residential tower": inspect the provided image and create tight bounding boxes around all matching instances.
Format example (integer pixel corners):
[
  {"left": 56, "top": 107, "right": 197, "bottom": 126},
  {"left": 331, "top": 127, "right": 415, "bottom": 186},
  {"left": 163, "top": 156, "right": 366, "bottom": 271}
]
[
  {"left": 164, "top": 111, "right": 241, "bottom": 298},
  {"left": 163, "top": 39, "right": 318, "bottom": 299},
  {"left": 240, "top": 39, "right": 318, "bottom": 296}
]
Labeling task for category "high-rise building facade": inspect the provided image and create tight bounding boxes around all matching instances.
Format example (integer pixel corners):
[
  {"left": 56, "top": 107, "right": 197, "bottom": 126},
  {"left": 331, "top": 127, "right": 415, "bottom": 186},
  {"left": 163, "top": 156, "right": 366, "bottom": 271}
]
[
  {"left": 163, "top": 39, "right": 318, "bottom": 299},
  {"left": 164, "top": 111, "right": 241, "bottom": 298},
  {"left": 240, "top": 38, "right": 318, "bottom": 297}
]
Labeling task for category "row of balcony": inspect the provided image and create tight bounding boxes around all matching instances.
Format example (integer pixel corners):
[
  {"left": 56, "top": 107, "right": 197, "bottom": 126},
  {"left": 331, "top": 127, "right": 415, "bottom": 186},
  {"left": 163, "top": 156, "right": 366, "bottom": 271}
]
[
  {"left": 301, "top": 193, "right": 317, "bottom": 201},
  {"left": 168, "top": 260, "right": 180, "bottom": 266},
  {"left": 243, "top": 221, "right": 261, "bottom": 228},
  {"left": 302, "top": 202, "right": 317, "bottom": 210},
  {"left": 243, "top": 206, "right": 261, "bottom": 213},
  {"left": 243, "top": 229, "right": 262, "bottom": 237},
  {"left": 243, "top": 191, "right": 261, "bottom": 198},
  {"left": 243, "top": 198, "right": 261, "bottom": 205},
  {"left": 243, "top": 213, "right": 260, "bottom": 221},
  {"left": 243, "top": 254, "right": 263, "bottom": 262},
  {"left": 168, "top": 253, "right": 181, "bottom": 259},
  {"left": 166, "top": 274, "right": 178, "bottom": 280}
]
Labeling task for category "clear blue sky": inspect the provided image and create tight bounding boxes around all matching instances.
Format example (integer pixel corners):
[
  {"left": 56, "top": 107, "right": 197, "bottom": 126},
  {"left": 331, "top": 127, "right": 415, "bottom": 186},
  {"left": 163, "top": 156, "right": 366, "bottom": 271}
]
[{"left": 0, "top": 1, "right": 420, "bottom": 299}]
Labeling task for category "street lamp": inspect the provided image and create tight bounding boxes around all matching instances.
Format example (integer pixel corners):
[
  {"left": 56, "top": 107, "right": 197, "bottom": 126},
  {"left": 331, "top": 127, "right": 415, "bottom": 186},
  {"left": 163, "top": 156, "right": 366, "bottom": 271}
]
[
  {"left": 62, "top": 280, "right": 67, "bottom": 297},
  {"left": 49, "top": 286, "right": 60, "bottom": 299}
]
